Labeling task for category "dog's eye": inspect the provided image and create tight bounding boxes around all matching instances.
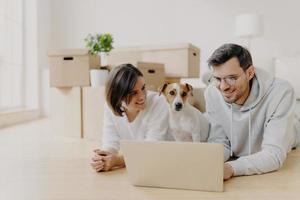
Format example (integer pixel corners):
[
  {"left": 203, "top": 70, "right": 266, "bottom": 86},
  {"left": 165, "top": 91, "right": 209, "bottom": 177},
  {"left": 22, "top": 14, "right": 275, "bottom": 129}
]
[
  {"left": 169, "top": 91, "right": 175, "bottom": 96},
  {"left": 182, "top": 92, "right": 187, "bottom": 97}
]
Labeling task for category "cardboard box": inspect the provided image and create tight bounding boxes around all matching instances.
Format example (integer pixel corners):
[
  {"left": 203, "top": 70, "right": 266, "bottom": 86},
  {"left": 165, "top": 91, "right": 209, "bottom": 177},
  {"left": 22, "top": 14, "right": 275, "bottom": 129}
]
[
  {"left": 135, "top": 61, "right": 165, "bottom": 91},
  {"left": 50, "top": 86, "right": 106, "bottom": 140},
  {"left": 82, "top": 87, "right": 106, "bottom": 140},
  {"left": 108, "top": 48, "right": 142, "bottom": 66},
  {"left": 108, "top": 61, "right": 165, "bottom": 92},
  {"left": 165, "top": 77, "right": 181, "bottom": 84},
  {"left": 107, "top": 43, "right": 200, "bottom": 78},
  {"left": 141, "top": 43, "right": 200, "bottom": 78},
  {"left": 48, "top": 49, "right": 100, "bottom": 87},
  {"left": 50, "top": 87, "right": 82, "bottom": 138},
  {"left": 189, "top": 87, "right": 206, "bottom": 113}
]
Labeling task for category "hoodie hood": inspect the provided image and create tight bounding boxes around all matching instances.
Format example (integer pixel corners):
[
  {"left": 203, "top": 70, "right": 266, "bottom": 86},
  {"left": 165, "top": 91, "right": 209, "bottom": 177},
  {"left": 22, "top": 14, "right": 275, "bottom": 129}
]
[{"left": 231, "top": 68, "right": 275, "bottom": 112}]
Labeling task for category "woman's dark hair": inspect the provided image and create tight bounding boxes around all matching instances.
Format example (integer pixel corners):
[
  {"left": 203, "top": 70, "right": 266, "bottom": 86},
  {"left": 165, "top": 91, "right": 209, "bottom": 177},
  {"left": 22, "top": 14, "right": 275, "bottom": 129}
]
[
  {"left": 207, "top": 43, "right": 253, "bottom": 71},
  {"left": 105, "top": 63, "right": 143, "bottom": 116}
]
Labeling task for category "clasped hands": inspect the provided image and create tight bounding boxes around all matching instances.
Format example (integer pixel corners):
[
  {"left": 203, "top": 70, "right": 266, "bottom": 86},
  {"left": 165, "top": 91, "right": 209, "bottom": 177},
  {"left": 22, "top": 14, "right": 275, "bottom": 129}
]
[{"left": 90, "top": 149, "right": 125, "bottom": 172}]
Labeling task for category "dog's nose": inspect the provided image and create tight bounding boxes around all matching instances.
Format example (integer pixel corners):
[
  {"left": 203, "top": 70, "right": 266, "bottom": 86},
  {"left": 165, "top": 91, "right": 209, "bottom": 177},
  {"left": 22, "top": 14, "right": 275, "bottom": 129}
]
[{"left": 175, "top": 102, "right": 182, "bottom": 111}]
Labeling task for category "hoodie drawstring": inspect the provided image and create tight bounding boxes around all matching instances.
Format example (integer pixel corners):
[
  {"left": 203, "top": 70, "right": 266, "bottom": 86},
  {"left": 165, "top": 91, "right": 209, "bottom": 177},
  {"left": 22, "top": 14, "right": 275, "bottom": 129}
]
[
  {"left": 230, "top": 104, "right": 233, "bottom": 157},
  {"left": 248, "top": 108, "right": 252, "bottom": 155}
]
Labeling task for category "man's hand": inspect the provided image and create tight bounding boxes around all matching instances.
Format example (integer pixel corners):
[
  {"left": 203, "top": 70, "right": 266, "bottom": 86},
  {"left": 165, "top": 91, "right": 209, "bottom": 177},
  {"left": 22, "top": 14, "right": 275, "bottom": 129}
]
[
  {"left": 224, "top": 162, "right": 234, "bottom": 181},
  {"left": 90, "top": 149, "right": 125, "bottom": 172}
]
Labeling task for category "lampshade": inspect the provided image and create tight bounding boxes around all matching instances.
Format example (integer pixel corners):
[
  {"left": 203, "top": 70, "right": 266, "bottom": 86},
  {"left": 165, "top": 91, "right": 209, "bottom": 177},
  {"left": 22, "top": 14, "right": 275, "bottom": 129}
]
[{"left": 235, "top": 14, "right": 263, "bottom": 37}]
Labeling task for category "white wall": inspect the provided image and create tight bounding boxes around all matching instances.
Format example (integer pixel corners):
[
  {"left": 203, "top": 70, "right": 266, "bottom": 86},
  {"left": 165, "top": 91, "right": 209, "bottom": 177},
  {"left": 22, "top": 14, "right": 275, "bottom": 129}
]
[
  {"left": 39, "top": 0, "right": 300, "bottom": 115},
  {"left": 48, "top": 0, "right": 300, "bottom": 69},
  {"left": 24, "top": 0, "right": 39, "bottom": 110},
  {"left": 37, "top": 0, "right": 52, "bottom": 115}
]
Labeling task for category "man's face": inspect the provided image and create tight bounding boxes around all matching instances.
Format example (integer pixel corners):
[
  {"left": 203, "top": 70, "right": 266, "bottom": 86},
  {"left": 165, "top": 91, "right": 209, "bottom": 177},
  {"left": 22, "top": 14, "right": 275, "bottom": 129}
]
[{"left": 211, "top": 57, "right": 254, "bottom": 105}]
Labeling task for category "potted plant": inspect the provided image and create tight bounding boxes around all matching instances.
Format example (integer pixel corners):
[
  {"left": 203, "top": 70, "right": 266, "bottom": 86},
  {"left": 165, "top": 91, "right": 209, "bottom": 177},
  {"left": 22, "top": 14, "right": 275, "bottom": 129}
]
[
  {"left": 84, "top": 33, "right": 114, "bottom": 87},
  {"left": 85, "top": 33, "right": 114, "bottom": 66}
]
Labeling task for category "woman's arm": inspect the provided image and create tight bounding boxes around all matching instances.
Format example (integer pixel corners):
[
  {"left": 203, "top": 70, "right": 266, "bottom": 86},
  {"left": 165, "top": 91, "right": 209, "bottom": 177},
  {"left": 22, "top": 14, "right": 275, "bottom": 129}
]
[
  {"left": 101, "top": 103, "right": 122, "bottom": 152},
  {"left": 91, "top": 103, "right": 124, "bottom": 172},
  {"left": 145, "top": 95, "right": 169, "bottom": 141}
]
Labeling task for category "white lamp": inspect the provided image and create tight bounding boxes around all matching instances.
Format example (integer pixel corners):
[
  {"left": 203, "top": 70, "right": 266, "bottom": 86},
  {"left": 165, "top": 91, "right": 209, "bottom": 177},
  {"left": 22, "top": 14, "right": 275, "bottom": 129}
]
[{"left": 235, "top": 14, "right": 263, "bottom": 50}]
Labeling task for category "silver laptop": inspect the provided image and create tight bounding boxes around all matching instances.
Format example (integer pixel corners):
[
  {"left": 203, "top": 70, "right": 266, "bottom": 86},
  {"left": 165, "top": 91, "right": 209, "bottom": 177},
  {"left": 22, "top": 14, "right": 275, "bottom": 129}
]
[{"left": 120, "top": 140, "right": 224, "bottom": 192}]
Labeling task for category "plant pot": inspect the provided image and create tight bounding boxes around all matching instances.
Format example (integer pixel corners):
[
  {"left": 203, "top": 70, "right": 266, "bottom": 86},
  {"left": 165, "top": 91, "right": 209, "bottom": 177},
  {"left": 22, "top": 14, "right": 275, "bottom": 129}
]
[
  {"left": 90, "top": 69, "right": 109, "bottom": 87},
  {"left": 99, "top": 52, "right": 108, "bottom": 67}
]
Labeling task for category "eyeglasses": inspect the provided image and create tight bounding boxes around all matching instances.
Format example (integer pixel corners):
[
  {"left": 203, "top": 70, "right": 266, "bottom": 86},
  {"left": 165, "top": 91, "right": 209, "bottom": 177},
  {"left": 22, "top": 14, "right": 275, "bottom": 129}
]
[{"left": 209, "top": 73, "right": 245, "bottom": 87}]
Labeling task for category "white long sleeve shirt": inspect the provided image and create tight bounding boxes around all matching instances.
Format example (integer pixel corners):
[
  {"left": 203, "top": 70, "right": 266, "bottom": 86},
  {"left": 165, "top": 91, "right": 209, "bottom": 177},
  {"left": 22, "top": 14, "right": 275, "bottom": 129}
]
[{"left": 101, "top": 91, "right": 169, "bottom": 152}]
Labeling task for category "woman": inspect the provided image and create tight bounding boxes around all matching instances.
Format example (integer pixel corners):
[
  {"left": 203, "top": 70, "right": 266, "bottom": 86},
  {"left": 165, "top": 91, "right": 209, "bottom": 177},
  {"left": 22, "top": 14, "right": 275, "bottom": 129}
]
[{"left": 91, "top": 63, "right": 169, "bottom": 172}]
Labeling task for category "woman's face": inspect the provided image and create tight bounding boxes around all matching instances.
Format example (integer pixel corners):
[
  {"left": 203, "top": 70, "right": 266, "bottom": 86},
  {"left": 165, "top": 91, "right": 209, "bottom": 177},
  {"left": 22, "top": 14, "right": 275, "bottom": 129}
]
[{"left": 124, "top": 77, "right": 147, "bottom": 113}]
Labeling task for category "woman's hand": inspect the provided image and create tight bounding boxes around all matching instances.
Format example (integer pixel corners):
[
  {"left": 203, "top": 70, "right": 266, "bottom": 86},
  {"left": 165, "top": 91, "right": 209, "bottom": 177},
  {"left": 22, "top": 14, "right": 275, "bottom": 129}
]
[
  {"left": 91, "top": 149, "right": 125, "bottom": 172},
  {"left": 91, "top": 153, "right": 105, "bottom": 172}
]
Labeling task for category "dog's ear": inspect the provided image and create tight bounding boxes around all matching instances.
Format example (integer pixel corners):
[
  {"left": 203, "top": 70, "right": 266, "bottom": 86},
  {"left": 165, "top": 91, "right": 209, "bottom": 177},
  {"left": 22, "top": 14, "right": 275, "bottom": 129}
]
[
  {"left": 185, "top": 83, "right": 194, "bottom": 96},
  {"left": 158, "top": 83, "right": 168, "bottom": 96}
]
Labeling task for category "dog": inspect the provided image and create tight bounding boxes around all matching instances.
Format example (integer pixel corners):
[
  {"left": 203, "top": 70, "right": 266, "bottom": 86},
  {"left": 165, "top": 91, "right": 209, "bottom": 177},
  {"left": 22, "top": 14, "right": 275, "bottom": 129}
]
[{"left": 159, "top": 83, "right": 209, "bottom": 142}]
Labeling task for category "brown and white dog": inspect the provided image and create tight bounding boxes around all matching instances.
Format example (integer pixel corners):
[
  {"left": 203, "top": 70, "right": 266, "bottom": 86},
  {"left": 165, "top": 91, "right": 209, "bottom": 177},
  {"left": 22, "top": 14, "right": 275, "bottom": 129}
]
[{"left": 159, "top": 83, "right": 209, "bottom": 142}]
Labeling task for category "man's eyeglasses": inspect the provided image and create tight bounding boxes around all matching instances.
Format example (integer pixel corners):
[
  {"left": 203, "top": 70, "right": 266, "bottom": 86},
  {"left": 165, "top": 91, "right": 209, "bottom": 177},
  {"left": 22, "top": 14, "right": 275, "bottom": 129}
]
[{"left": 209, "top": 73, "right": 244, "bottom": 87}]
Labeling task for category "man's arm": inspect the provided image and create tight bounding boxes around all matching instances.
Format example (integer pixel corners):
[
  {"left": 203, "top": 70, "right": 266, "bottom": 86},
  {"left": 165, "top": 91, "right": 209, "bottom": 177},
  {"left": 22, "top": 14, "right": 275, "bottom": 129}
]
[
  {"left": 205, "top": 87, "right": 231, "bottom": 161},
  {"left": 228, "top": 86, "right": 296, "bottom": 176},
  {"left": 207, "top": 121, "right": 231, "bottom": 161}
]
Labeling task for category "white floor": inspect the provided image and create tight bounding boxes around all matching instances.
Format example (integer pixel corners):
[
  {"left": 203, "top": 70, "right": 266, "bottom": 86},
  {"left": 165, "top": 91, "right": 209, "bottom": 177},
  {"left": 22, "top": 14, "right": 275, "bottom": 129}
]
[
  {"left": 0, "top": 118, "right": 101, "bottom": 200},
  {"left": 1, "top": 118, "right": 300, "bottom": 200}
]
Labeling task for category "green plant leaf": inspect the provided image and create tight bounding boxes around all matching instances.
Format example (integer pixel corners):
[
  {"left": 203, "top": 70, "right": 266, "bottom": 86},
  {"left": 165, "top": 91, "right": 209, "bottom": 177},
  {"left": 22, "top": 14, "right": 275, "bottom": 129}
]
[{"left": 84, "top": 33, "right": 114, "bottom": 54}]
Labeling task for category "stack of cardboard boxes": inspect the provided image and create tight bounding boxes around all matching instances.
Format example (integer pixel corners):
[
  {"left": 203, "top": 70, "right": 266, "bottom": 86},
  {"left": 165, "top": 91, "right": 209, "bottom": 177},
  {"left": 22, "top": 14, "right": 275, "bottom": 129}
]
[
  {"left": 49, "top": 43, "right": 202, "bottom": 140},
  {"left": 108, "top": 43, "right": 200, "bottom": 81},
  {"left": 48, "top": 49, "right": 102, "bottom": 139}
]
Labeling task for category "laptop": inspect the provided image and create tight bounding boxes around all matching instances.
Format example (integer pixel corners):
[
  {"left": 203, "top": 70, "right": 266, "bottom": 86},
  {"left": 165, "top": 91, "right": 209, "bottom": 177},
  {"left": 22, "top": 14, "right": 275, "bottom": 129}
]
[{"left": 120, "top": 140, "right": 224, "bottom": 192}]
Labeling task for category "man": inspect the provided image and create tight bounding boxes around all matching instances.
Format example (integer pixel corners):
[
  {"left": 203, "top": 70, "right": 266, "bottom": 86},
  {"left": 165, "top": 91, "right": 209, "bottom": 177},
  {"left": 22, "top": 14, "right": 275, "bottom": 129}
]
[{"left": 205, "top": 43, "right": 300, "bottom": 180}]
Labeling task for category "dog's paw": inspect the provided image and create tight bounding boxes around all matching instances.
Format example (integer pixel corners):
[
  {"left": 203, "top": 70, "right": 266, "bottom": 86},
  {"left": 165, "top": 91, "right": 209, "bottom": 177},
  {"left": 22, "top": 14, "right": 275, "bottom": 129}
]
[{"left": 172, "top": 130, "right": 193, "bottom": 142}]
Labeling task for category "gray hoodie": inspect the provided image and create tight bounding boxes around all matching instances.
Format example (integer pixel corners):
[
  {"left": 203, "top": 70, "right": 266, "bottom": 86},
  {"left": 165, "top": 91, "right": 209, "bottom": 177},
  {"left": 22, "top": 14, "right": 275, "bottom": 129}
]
[{"left": 205, "top": 68, "right": 299, "bottom": 176}]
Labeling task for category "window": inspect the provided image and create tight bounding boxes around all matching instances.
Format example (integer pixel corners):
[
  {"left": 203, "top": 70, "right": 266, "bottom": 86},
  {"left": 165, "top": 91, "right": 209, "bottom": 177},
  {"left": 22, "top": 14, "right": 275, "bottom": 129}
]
[{"left": 0, "top": 0, "right": 24, "bottom": 111}]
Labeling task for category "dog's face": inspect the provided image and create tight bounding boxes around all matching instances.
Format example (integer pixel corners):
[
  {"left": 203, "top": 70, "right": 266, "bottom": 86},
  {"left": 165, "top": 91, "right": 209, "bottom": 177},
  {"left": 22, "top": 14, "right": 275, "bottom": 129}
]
[{"left": 159, "top": 83, "right": 193, "bottom": 112}]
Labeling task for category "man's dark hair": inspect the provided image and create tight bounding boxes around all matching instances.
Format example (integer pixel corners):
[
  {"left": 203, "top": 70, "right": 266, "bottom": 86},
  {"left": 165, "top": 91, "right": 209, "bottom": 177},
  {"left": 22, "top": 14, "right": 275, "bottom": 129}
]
[
  {"left": 105, "top": 63, "right": 143, "bottom": 116},
  {"left": 207, "top": 43, "right": 253, "bottom": 71}
]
